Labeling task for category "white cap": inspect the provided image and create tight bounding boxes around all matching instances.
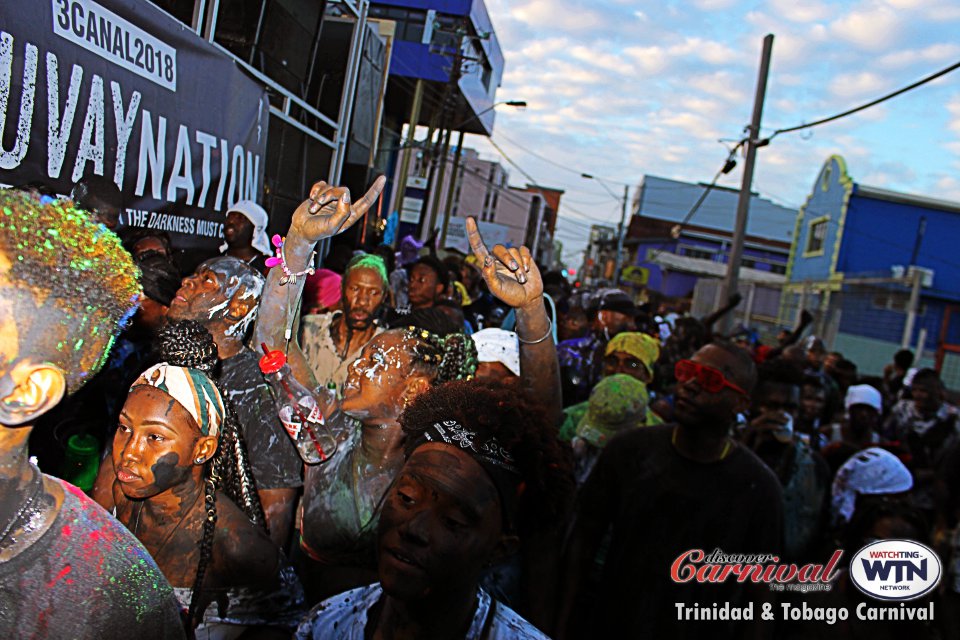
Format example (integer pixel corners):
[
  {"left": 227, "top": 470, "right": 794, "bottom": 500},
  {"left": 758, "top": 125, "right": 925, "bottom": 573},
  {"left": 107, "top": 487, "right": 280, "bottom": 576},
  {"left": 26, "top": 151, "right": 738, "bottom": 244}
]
[
  {"left": 221, "top": 200, "right": 271, "bottom": 256},
  {"left": 471, "top": 329, "right": 520, "bottom": 377},
  {"left": 845, "top": 384, "right": 882, "bottom": 412}
]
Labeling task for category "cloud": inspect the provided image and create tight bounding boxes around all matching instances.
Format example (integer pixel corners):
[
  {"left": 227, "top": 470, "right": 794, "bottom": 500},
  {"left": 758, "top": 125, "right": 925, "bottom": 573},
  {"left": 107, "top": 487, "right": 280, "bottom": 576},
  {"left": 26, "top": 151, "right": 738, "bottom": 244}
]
[
  {"left": 947, "top": 94, "right": 960, "bottom": 135},
  {"left": 465, "top": 0, "right": 960, "bottom": 264},
  {"left": 569, "top": 45, "right": 631, "bottom": 73},
  {"left": 687, "top": 72, "right": 749, "bottom": 104},
  {"left": 511, "top": 0, "right": 610, "bottom": 32},
  {"left": 516, "top": 37, "right": 571, "bottom": 62},
  {"left": 622, "top": 46, "right": 672, "bottom": 75},
  {"left": 692, "top": 0, "right": 739, "bottom": 9},
  {"left": 768, "top": 0, "right": 831, "bottom": 23},
  {"left": 829, "top": 7, "right": 902, "bottom": 51},
  {"left": 828, "top": 72, "right": 887, "bottom": 99},
  {"left": 671, "top": 37, "right": 742, "bottom": 65},
  {"left": 878, "top": 43, "right": 960, "bottom": 69},
  {"left": 933, "top": 176, "right": 960, "bottom": 200}
]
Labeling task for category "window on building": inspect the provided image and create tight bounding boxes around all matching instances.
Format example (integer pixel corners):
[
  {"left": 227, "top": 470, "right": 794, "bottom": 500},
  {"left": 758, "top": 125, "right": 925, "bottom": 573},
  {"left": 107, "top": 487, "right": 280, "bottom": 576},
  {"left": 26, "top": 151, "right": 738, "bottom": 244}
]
[
  {"left": 770, "top": 264, "right": 787, "bottom": 275},
  {"left": 368, "top": 6, "right": 426, "bottom": 42},
  {"left": 806, "top": 217, "right": 828, "bottom": 255},
  {"left": 682, "top": 247, "right": 715, "bottom": 260}
]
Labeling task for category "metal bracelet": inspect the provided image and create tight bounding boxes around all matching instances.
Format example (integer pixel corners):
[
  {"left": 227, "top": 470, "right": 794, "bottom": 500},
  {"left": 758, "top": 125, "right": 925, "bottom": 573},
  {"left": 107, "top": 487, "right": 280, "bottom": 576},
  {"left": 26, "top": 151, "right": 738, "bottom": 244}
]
[{"left": 517, "top": 318, "right": 553, "bottom": 345}]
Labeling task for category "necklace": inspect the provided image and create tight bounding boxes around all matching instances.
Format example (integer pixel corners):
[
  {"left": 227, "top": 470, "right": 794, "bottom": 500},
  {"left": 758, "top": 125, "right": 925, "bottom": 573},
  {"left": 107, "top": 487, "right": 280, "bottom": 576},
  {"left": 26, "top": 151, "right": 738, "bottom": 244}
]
[
  {"left": 132, "top": 489, "right": 203, "bottom": 559},
  {"left": 0, "top": 466, "right": 44, "bottom": 546},
  {"left": 671, "top": 426, "right": 733, "bottom": 461}
]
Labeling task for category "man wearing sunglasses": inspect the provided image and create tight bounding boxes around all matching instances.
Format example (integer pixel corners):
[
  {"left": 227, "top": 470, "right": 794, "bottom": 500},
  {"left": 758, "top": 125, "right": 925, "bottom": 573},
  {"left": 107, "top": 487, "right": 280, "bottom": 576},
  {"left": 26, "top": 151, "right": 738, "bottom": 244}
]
[{"left": 559, "top": 341, "right": 783, "bottom": 640}]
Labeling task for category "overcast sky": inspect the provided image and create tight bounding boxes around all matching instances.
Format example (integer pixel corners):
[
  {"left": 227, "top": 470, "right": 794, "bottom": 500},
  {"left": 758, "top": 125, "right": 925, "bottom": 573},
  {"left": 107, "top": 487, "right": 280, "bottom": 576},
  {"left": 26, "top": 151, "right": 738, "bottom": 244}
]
[{"left": 460, "top": 0, "right": 960, "bottom": 268}]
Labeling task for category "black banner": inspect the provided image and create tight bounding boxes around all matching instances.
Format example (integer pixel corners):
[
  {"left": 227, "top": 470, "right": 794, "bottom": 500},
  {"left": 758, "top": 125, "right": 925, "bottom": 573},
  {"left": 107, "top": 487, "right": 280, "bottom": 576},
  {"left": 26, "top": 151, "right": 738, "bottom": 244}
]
[{"left": 0, "top": 0, "right": 269, "bottom": 250}]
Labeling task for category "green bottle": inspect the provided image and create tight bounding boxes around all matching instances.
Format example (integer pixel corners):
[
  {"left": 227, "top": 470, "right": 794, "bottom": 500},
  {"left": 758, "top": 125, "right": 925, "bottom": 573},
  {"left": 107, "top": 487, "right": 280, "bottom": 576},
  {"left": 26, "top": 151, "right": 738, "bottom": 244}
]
[{"left": 61, "top": 434, "right": 100, "bottom": 492}]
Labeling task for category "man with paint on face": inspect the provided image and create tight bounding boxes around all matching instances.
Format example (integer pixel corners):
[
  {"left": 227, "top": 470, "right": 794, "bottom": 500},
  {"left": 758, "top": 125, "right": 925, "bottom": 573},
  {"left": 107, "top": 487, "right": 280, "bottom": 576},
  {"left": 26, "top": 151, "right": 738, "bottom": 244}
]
[
  {"left": 0, "top": 190, "right": 185, "bottom": 638},
  {"left": 300, "top": 253, "right": 388, "bottom": 393},
  {"left": 165, "top": 256, "right": 302, "bottom": 548},
  {"left": 559, "top": 340, "right": 783, "bottom": 640},
  {"left": 221, "top": 200, "right": 272, "bottom": 274},
  {"left": 295, "top": 380, "right": 573, "bottom": 640}
]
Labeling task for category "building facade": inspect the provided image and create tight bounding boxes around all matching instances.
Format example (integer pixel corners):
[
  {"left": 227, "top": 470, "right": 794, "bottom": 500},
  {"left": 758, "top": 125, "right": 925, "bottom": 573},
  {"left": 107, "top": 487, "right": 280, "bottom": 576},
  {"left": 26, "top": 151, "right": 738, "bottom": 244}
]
[
  {"left": 622, "top": 175, "right": 796, "bottom": 299},
  {"left": 783, "top": 155, "right": 960, "bottom": 381},
  {"left": 391, "top": 146, "right": 562, "bottom": 264}
]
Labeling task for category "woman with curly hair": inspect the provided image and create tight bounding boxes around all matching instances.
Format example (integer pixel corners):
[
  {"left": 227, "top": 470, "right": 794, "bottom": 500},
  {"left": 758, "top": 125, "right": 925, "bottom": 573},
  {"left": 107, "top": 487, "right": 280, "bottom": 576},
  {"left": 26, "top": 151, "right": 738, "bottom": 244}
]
[
  {"left": 104, "top": 322, "right": 304, "bottom": 637},
  {"left": 295, "top": 379, "right": 574, "bottom": 639}
]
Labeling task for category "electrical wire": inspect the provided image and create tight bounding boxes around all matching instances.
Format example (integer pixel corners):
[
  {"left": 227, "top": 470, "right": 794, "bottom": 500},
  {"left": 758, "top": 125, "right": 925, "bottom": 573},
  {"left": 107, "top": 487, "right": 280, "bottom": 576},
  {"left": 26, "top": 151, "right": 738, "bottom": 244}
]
[
  {"left": 766, "top": 58, "right": 960, "bottom": 142},
  {"left": 644, "top": 142, "right": 744, "bottom": 264},
  {"left": 493, "top": 131, "right": 633, "bottom": 186},
  {"left": 487, "top": 137, "right": 540, "bottom": 185}
]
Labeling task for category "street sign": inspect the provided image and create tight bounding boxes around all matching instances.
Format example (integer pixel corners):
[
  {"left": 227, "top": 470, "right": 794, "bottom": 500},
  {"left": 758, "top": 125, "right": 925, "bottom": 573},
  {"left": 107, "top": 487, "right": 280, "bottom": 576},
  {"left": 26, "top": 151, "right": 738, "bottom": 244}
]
[{"left": 622, "top": 265, "right": 649, "bottom": 285}]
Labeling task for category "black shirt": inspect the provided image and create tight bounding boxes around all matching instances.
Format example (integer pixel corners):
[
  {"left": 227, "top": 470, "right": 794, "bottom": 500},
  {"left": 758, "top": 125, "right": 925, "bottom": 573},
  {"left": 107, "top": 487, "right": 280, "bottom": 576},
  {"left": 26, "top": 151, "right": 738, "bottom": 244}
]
[
  {"left": 575, "top": 424, "right": 784, "bottom": 639},
  {"left": 220, "top": 349, "right": 303, "bottom": 490}
]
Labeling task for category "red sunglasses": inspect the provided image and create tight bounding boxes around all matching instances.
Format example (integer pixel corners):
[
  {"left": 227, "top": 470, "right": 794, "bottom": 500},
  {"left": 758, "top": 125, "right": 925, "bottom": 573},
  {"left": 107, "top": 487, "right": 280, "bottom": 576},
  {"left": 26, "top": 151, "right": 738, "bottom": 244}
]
[{"left": 675, "top": 359, "right": 748, "bottom": 396}]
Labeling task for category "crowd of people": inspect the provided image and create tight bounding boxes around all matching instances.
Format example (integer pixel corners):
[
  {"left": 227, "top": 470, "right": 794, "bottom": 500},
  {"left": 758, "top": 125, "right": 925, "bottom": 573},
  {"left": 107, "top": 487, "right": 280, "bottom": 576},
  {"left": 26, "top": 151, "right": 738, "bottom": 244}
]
[{"left": 1, "top": 174, "right": 959, "bottom": 639}]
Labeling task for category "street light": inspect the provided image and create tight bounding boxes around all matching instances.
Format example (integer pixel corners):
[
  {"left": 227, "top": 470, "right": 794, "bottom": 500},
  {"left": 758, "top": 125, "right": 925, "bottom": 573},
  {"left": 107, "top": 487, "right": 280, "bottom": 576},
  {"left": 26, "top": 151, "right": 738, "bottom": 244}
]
[
  {"left": 582, "top": 173, "right": 629, "bottom": 287},
  {"left": 391, "top": 100, "right": 527, "bottom": 153}
]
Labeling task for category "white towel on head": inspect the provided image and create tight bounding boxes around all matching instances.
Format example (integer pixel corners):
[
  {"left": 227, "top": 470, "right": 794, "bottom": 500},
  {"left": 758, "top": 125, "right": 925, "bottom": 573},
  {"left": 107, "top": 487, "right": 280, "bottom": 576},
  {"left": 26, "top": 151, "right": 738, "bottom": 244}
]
[
  {"left": 831, "top": 447, "right": 913, "bottom": 524},
  {"left": 471, "top": 329, "right": 521, "bottom": 377},
  {"left": 220, "top": 200, "right": 271, "bottom": 256}
]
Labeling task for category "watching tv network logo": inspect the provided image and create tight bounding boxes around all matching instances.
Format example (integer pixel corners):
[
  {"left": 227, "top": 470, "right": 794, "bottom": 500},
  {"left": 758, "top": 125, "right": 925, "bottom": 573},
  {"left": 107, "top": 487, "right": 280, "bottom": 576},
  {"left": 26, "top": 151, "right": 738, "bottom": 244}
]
[{"left": 849, "top": 539, "right": 942, "bottom": 601}]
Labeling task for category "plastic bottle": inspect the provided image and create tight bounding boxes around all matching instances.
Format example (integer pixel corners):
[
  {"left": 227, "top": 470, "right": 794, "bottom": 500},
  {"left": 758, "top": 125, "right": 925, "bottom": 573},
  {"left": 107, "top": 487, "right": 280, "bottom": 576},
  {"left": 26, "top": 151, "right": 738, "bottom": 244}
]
[
  {"left": 61, "top": 433, "right": 100, "bottom": 492},
  {"left": 258, "top": 347, "right": 337, "bottom": 465}
]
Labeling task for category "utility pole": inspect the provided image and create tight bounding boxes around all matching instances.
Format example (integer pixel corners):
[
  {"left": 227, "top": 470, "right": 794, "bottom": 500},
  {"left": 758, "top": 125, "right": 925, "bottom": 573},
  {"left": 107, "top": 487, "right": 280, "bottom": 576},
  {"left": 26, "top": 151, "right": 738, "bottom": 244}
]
[
  {"left": 420, "top": 20, "right": 467, "bottom": 242},
  {"left": 902, "top": 268, "right": 923, "bottom": 349},
  {"left": 440, "top": 130, "right": 466, "bottom": 246},
  {"left": 392, "top": 78, "right": 425, "bottom": 231},
  {"left": 719, "top": 33, "right": 774, "bottom": 335},
  {"left": 613, "top": 183, "right": 629, "bottom": 287}
]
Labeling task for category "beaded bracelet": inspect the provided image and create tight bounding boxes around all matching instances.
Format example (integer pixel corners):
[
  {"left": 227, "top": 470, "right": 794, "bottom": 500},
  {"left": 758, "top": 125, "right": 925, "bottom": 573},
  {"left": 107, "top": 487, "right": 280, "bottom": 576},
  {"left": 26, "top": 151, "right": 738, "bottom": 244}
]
[
  {"left": 265, "top": 234, "right": 316, "bottom": 285},
  {"left": 517, "top": 318, "right": 553, "bottom": 345}
]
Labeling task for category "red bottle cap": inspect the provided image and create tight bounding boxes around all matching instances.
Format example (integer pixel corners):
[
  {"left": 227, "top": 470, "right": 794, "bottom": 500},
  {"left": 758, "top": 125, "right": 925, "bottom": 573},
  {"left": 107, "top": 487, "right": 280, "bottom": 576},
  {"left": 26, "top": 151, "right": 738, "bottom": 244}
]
[{"left": 259, "top": 349, "right": 287, "bottom": 374}]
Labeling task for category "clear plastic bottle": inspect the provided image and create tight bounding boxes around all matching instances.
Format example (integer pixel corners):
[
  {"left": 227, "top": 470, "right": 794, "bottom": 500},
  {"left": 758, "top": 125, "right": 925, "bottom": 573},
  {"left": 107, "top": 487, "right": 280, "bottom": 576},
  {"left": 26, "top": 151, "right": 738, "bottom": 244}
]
[{"left": 258, "top": 348, "right": 337, "bottom": 465}]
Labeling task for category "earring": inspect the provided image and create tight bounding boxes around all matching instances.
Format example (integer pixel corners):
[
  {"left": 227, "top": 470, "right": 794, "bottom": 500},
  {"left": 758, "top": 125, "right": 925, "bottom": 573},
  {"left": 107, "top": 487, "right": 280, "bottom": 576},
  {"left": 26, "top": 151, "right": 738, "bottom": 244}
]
[{"left": 194, "top": 457, "right": 205, "bottom": 465}]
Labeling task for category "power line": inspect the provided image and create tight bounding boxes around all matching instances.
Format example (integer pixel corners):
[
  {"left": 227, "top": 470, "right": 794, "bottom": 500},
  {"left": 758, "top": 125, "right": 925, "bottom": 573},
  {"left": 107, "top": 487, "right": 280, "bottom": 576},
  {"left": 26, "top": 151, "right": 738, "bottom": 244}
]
[
  {"left": 766, "top": 58, "right": 960, "bottom": 142},
  {"left": 487, "top": 137, "right": 540, "bottom": 185},
  {"left": 645, "top": 143, "right": 744, "bottom": 263},
  {"left": 492, "top": 131, "right": 633, "bottom": 186}
]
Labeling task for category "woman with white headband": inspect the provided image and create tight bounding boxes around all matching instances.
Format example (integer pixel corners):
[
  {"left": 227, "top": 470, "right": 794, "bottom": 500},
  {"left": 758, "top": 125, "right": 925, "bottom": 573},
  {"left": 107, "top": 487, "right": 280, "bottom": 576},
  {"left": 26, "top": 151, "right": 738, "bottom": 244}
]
[{"left": 106, "top": 322, "right": 304, "bottom": 637}]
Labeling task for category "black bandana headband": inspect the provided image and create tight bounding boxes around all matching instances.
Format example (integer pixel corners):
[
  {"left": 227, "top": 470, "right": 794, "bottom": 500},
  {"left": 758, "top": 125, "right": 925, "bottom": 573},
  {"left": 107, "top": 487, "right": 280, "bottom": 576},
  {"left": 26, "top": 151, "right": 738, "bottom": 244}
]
[{"left": 421, "top": 420, "right": 522, "bottom": 531}]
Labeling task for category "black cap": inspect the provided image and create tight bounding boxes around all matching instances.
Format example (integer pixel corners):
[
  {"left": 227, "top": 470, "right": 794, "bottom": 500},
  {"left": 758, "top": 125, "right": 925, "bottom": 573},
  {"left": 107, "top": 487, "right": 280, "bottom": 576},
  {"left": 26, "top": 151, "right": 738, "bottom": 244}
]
[{"left": 596, "top": 289, "right": 636, "bottom": 317}]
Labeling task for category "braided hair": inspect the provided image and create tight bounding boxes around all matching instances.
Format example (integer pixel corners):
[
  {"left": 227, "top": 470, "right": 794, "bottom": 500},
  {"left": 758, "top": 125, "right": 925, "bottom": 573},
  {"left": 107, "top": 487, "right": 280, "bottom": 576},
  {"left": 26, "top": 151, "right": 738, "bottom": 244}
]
[
  {"left": 155, "top": 321, "right": 266, "bottom": 626},
  {"left": 402, "top": 327, "right": 478, "bottom": 384}
]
